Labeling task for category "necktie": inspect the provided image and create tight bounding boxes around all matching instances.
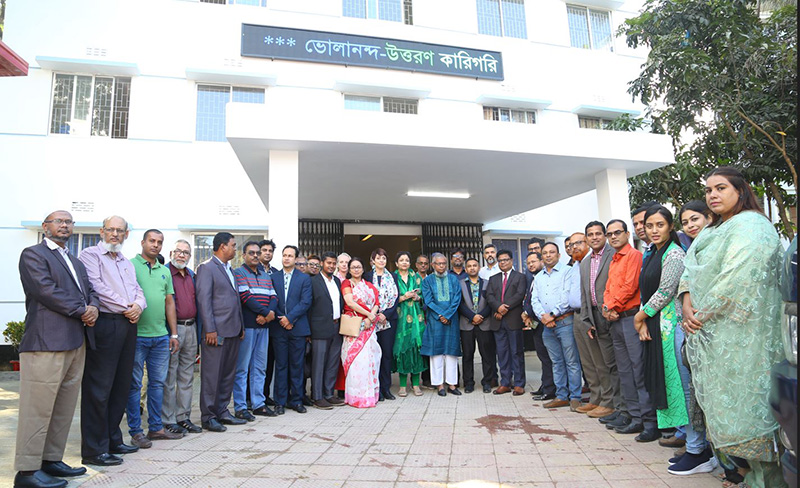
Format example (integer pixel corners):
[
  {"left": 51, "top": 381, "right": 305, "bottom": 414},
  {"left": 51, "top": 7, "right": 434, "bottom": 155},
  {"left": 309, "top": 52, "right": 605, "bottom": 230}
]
[
  {"left": 284, "top": 271, "right": 291, "bottom": 301},
  {"left": 501, "top": 272, "right": 508, "bottom": 302}
]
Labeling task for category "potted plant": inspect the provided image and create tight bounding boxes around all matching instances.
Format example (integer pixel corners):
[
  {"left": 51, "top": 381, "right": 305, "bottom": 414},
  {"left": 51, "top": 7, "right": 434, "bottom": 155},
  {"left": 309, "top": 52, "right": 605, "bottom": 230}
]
[{"left": 4, "top": 321, "right": 25, "bottom": 371}]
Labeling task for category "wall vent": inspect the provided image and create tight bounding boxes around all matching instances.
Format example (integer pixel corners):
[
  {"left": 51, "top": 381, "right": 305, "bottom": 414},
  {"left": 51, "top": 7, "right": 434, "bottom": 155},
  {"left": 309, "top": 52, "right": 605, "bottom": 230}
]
[
  {"left": 219, "top": 205, "right": 240, "bottom": 216},
  {"left": 86, "top": 47, "right": 108, "bottom": 57},
  {"left": 223, "top": 58, "right": 243, "bottom": 68},
  {"left": 71, "top": 201, "right": 95, "bottom": 213}
]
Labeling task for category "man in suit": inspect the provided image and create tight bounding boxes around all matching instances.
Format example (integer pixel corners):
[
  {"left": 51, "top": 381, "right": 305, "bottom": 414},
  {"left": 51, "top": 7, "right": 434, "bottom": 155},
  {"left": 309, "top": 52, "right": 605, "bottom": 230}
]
[
  {"left": 576, "top": 222, "right": 619, "bottom": 420},
  {"left": 308, "top": 252, "right": 345, "bottom": 409},
  {"left": 14, "top": 211, "right": 99, "bottom": 488},
  {"left": 79, "top": 215, "right": 146, "bottom": 467},
  {"left": 458, "top": 257, "right": 496, "bottom": 394},
  {"left": 257, "top": 239, "right": 280, "bottom": 408},
  {"left": 196, "top": 232, "right": 246, "bottom": 432},
  {"left": 485, "top": 249, "right": 528, "bottom": 395},
  {"left": 521, "top": 251, "right": 556, "bottom": 401},
  {"left": 271, "top": 245, "right": 313, "bottom": 414},
  {"left": 162, "top": 239, "right": 203, "bottom": 435}
]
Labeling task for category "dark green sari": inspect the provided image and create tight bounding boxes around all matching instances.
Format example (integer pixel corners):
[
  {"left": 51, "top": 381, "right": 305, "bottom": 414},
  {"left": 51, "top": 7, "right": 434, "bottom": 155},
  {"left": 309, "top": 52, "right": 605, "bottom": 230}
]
[{"left": 392, "top": 270, "right": 427, "bottom": 374}]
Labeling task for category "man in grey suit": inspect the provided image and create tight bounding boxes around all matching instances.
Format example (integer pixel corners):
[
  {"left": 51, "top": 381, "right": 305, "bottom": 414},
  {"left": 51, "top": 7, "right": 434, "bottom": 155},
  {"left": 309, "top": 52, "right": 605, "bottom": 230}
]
[
  {"left": 196, "top": 232, "right": 246, "bottom": 432},
  {"left": 458, "top": 257, "right": 496, "bottom": 394},
  {"left": 485, "top": 250, "right": 528, "bottom": 395},
  {"left": 578, "top": 221, "right": 622, "bottom": 421},
  {"left": 15, "top": 211, "right": 99, "bottom": 488}
]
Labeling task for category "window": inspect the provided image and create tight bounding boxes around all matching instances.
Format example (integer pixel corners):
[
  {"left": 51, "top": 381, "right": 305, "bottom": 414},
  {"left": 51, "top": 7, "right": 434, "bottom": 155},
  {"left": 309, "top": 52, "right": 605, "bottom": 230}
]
[
  {"left": 344, "top": 95, "right": 418, "bottom": 114},
  {"left": 193, "top": 234, "right": 266, "bottom": 269},
  {"left": 195, "top": 85, "right": 265, "bottom": 142},
  {"left": 50, "top": 74, "right": 131, "bottom": 138},
  {"left": 39, "top": 232, "right": 101, "bottom": 257},
  {"left": 200, "top": 0, "right": 267, "bottom": 5},
  {"left": 578, "top": 116, "right": 613, "bottom": 129},
  {"left": 483, "top": 106, "right": 536, "bottom": 124},
  {"left": 477, "top": 0, "right": 527, "bottom": 39},
  {"left": 343, "top": 0, "right": 412, "bottom": 24},
  {"left": 567, "top": 5, "right": 613, "bottom": 51}
]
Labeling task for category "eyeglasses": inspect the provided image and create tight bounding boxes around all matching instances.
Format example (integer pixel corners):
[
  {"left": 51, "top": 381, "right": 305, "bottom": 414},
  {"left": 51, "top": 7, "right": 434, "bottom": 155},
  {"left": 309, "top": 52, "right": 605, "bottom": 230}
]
[
  {"left": 308, "top": 263, "right": 320, "bottom": 269},
  {"left": 566, "top": 240, "right": 586, "bottom": 249},
  {"left": 452, "top": 255, "right": 464, "bottom": 259},
  {"left": 103, "top": 227, "right": 127, "bottom": 235},
  {"left": 605, "top": 230, "right": 625, "bottom": 238},
  {"left": 296, "top": 263, "right": 307, "bottom": 267},
  {"left": 44, "top": 219, "right": 74, "bottom": 225},
  {"left": 350, "top": 265, "right": 363, "bottom": 269},
  {"left": 497, "top": 258, "right": 512, "bottom": 263},
  {"left": 173, "top": 249, "right": 191, "bottom": 256},
  {"left": 245, "top": 251, "right": 262, "bottom": 256}
]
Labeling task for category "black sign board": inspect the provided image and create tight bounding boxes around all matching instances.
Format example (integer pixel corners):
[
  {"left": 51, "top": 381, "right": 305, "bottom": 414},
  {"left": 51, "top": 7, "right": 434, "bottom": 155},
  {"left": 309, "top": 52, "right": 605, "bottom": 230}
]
[{"left": 241, "top": 24, "right": 504, "bottom": 81}]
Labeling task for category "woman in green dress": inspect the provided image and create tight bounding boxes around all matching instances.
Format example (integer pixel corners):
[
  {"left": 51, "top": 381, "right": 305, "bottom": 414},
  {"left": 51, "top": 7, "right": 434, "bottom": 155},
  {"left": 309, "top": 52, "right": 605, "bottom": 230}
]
[
  {"left": 393, "top": 251, "right": 427, "bottom": 396},
  {"left": 679, "top": 167, "right": 787, "bottom": 488}
]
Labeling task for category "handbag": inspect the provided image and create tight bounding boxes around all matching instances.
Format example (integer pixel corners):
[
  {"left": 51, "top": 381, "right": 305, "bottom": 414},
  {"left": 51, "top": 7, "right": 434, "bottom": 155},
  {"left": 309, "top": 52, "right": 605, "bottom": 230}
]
[
  {"left": 376, "top": 318, "right": 391, "bottom": 332},
  {"left": 339, "top": 313, "right": 362, "bottom": 337}
]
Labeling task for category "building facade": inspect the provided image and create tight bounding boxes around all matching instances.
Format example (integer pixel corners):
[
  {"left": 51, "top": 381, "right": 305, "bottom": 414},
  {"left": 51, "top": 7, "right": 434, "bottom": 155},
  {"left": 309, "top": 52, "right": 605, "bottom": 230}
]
[{"left": 0, "top": 0, "right": 673, "bottom": 333}]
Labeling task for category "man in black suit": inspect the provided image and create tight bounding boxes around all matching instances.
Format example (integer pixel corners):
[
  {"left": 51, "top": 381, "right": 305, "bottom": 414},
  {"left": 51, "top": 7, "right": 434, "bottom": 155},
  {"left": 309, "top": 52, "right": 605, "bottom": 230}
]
[
  {"left": 307, "top": 252, "right": 346, "bottom": 410},
  {"left": 196, "top": 232, "right": 246, "bottom": 432},
  {"left": 458, "top": 257, "right": 496, "bottom": 394},
  {"left": 271, "top": 245, "right": 313, "bottom": 414},
  {"left": 485, "top": 249, "right": 528, "bottom": 395},
  {"left": 14, "top": 211, "right": 99, "bottom": 488}
]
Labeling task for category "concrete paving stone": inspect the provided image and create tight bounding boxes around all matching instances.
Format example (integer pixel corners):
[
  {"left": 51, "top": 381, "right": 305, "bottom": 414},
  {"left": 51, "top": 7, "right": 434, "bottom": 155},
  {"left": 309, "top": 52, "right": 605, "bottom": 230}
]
[
  {"left": 532, "top": 441, "right": 582, "bottom": 454},
  {"left": 448, "top": 465, "right": 500, "bottom": 483},
  {"left": 137, "top": 474, "right": 204, "bottom": 487},
  {"left": 539, "top": 452, "right": 592, "bottom": 467},
  {"left": 286, "top": 441, "right": 334, "bottom": 453},
  {"left": 494, "top": 454, "right": 546, "bottom": 469},
  {"left": 134, "top": 448, "right": 203, "bottom": 462},
  {"left": 449, "top": 453, "right": 498, "bottom": 468},
  {"left": 492, "top": 442, "right": 539, "bottom": 456},
  {"left": 451, "top": 433, "right": 494, "bottom": 444},
  {"left": 596, "top": 463, "right": 660, "bottom": 480},
  {"left": 208, "top": 462, "right": 266, "bottom": 478},
  {"left": 76, "top": 473, "right": 157, "bottom": 487},
  {"left": 498, "top": 483, "right": 556, "bottom": 488},
  {"left": 404, "top": 454, "right": 452, "bottom": 467},
  {"left": 497, "top": 466, "right": 552, "bottom": 483},
  {"left": 580, "top": 447, "right": 642, "bottom": 465},
  {"left": 629, "top": 447, "right": 675, "bottom": 464},
  {"left": 117, "top": 460, "right": 182, "bottom": 475},
  {"left": 290, "top": 479, "right": 345, "bottom": 488},
  {"left": 238, "top": 479, "right": 294, "bottom": 488},
  {"left": 207, "top": 440, "right": 259, "bottom": 451},
  {"left": 160, "top": 461, "right": 222, "bottom": 476},
  {"left": 348, "top": 465, "right": 401, "bottom": 481},
  {"left": 408, "top": 443, "right": 453, "bottom": 455},
  {"left": 451, "top": 442, "right": 495, "bottom": 455},
  {"left": 552, "top": 482, "right": 612, "bottom": 488},
  {"left": 208, "top": 450, "right": 280, "bottom": 464},
  {"left": 252, "top": 463, "right": 308, "bottom": 479},
  {"left": 365, "top": 443, "right": 412, "bottom": 455},
  {"left": 359, "top": 453, "right": 406, "bottom": 467},
  {"left": 660, "top": 475, "right": 730, "bottom": 488},
  {"left": 399, "top": 466, "right": 449, "bottom": 482},
  {"left": 315, "top": 452, "right": 366, "bottom": 465},
  {"left": 271, "top": 452, "right": 323, "bottom": 465},
  {"left": 375, "top": 433, "right": 416, "bottom": 444},
  {"left": 600, "top": 479, "right": 668, "bottom": 487},
  {"left": 395, "top": 482, "right": 447, "bottom": 488},
  {"left": 189, "top": 476, "right": 250, "bottom": 487},
  {"left": 341, "top": 481, "right": 394, "bottom": 488},
  {"left": 545, "top": 465, "right": 605, "bottom": 482},
  {"left": 301, "top": 463, "right": 356, "bottom": 479}
]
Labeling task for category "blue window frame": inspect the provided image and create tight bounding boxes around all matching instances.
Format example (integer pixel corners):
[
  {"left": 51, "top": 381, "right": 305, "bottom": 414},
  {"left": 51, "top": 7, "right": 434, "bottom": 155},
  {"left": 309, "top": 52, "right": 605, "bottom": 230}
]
[
  {"left": 195, "top": 85, "right": 265, "bottom": 142},
  {"left": 477, "top": 0, "right": 527, "bottom": 39}
]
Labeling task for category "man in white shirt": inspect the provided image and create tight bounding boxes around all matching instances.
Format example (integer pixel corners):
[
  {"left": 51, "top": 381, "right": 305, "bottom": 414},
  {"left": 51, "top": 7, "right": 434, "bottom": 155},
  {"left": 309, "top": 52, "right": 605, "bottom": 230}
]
[{"left": 478, "top": 243, "right": 502, "bottom": 281}]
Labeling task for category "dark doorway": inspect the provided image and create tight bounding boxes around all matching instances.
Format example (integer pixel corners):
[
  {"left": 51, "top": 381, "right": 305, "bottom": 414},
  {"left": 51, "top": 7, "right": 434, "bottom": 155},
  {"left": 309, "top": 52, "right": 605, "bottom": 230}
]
[{"left": 343, "top": 234, "right": 423, "bottom": 272}]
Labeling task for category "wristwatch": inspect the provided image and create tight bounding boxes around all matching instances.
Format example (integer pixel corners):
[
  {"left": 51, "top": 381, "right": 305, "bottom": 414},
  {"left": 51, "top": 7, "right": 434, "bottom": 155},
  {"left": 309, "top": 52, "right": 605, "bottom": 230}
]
[{"left": 170, "top": 334, "right": 179, "bottom": 339}]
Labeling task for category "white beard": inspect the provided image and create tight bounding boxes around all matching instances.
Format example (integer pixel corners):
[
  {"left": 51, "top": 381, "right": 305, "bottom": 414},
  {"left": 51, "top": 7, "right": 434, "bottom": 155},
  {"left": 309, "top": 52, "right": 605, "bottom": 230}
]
[
  {"left": 101, "top": 241, "right": 123, "bottom": 253},
  {"left": 170, "top": 259, "right": 187, "bottom": 270}
]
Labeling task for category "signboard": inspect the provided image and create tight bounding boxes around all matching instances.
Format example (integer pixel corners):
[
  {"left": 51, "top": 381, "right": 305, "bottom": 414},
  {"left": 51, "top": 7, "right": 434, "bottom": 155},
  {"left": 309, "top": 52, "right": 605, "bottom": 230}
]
[{"left": 241, "top": 24, "right": 504, "bottom": 81}]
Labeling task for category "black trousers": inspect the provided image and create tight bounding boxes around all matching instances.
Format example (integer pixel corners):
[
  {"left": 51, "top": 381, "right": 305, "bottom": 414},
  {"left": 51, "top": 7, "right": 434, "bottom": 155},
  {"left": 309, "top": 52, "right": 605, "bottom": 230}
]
[
  {"left": 199, "top": 336, "right": 240, "bottom": 422},
  {"left": 376, "top": 320, "right": 397, "bottom": 396},
  {"left": 311, "top": 334, "right": 343, "bottom": 400},
  {"left": 460, "top": 327, "right": 498, "bottom": 389},
  {"left": 532, "top": 323, "right": 556, "bottom": 396},
  {"left": 81, "top": 313, "right": 137, "bottom": 457},
  {"left": 263, "top": 338, "right": 275, "bottom": 400}
]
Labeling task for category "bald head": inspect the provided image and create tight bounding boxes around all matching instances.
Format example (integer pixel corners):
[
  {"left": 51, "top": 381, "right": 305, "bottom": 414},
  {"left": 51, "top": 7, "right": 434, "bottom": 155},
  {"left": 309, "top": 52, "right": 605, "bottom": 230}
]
[{"left": 42, "top": 210, "right": 74, "bottom": 245}]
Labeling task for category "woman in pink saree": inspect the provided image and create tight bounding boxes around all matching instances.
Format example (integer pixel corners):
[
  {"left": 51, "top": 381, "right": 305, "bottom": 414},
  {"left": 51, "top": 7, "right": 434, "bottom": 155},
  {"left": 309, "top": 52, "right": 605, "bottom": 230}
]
[{"left": 340, "top": 257, "right": 382, "bottom": 408}]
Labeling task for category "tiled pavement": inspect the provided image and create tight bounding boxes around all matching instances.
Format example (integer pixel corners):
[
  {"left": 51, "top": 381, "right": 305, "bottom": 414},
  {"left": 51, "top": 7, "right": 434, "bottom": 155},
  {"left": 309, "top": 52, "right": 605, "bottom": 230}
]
[{"left": 0, "top": 354, "right": 724, "bottom": 488}]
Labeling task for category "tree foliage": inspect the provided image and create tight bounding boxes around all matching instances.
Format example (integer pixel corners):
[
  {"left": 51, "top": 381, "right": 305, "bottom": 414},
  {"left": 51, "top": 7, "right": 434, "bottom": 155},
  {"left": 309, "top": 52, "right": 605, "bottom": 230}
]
[{"left": 621, "top": 0, "right": 797, "bottom": 239}]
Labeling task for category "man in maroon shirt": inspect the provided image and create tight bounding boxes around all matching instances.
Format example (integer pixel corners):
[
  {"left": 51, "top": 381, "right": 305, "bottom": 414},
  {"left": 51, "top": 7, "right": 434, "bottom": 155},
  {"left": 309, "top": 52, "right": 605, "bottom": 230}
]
[{"left": 162, "top": 239, "right": 203, "bottom": 435}]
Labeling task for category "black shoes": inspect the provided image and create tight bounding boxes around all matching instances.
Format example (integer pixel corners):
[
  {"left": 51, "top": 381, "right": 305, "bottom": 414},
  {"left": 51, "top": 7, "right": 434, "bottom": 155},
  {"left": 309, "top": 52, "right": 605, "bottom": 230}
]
[
  {"left": 598, "top": 411, "right": 621, "bottom": 424},
  {"left": 40, "top": 461, "right": 86, "bottom": 478},
  {"left": 378, "top": 393, "right": 385, "bottom": 402},
  {"left": 302, "top": 395, "right": 313, "bottom": 407},
  {"left": 202, "top": 418, "right": 227, "bottom": 432},
  {"left": 219, "top": 415, "right": 247, "bottom": 426},
  {"left": 14, "top": 471, "right": 67, "bottom": 488},
  {"left": 109, "top": 443, "right": 139, "bottom": 455},
  {"left": 465, "top": 385, "right": 474, "bottom": 393},
  {"left": 235, "top": 410, "right": 256, "bottom": 422},
  {"left": 275, "top": 405, "right": 286, "bottom": 415},
  {"left": 635, "top": 428, "right": 661, "bottom": 442},
  {"left": 384, "top": 391, "right": 396, "bottom": 400},
  {"left": 265, "top": 396, "right": 278, "bottom": 407},
  {"left": 253, "top": 406, "right": 277, "bottom": 417},
  {"left": 177, "top": 419, "right": 203, "bottom": 433},
  {"left": 290, "top": 404, "right": 308, "bottom": 413},
  {"left": 437, "top": 389, "right": 447, "bottom": 397},
  {"left": 615, "top": 421, "right": 644, "bottom": 434},
  {"left": 606, "top": 414, "right": 632, "bottom": 430},
  {"left": 166, "top": 423, "right": 189, "bottom": 435},
  {"left": 448, "top": 387, "right": 462, "bottom": 396},
  {"left": 82, "top": 453, "right": 123, "bottom": 467},
  {"left": 312, "top": 399, "right": 334, "bottom": 410},
  {"left": 483, "top": 385, "right": 492, "bottom": 393},
  {"left": 532, "top": 393, "right": 556, "bottom": 401}
]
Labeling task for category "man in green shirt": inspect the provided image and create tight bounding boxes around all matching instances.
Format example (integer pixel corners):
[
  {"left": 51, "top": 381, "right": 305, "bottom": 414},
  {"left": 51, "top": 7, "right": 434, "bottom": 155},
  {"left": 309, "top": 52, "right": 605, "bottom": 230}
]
[{"left": 127, "top": 229, "right": 182, "bottom": 448}]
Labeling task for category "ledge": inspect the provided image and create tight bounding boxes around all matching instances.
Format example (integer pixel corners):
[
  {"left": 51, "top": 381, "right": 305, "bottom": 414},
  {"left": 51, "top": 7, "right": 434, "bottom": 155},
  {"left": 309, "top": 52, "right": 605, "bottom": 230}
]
[
  {"left": 333, "top": 79, "right": 431, "bottom": 99},
  {"left": 477, "top": 94, "right": 552, "bottom": 110},
  {"left": 571, "top": 104, "right": 641, "bottom": 119},
  {"left": 35, "top": 56, "right": 140, "bottom": 76},
  {"left": 185, "top": 68, "right": 277, "bottom": 86}
]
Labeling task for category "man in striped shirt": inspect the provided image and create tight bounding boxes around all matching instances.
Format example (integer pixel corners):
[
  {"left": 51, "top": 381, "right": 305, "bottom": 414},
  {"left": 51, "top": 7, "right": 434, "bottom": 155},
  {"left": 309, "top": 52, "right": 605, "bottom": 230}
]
[{"left": 232, "top": 241, "right": 278, "bottom": 420}]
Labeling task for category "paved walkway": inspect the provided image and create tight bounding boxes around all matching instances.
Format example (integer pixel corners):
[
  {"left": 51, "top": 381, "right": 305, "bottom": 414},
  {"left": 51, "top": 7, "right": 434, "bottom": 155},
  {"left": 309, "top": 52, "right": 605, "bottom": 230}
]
[{"left": 0, "top": 354, "right": 724, "bottom": 487}]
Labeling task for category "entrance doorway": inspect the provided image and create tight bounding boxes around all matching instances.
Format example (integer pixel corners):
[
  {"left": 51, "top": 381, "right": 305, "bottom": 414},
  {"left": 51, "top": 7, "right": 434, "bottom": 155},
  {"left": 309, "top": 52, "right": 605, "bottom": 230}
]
[{"left": 343, "top": 234, "right": 423, "bottom": 272}]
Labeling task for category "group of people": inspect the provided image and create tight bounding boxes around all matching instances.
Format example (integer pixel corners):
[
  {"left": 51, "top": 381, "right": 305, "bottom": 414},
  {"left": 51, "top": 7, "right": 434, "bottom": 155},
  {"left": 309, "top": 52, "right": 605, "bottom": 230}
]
[{"left": 12, "top": 165, "right": 789, "bottom": 488}]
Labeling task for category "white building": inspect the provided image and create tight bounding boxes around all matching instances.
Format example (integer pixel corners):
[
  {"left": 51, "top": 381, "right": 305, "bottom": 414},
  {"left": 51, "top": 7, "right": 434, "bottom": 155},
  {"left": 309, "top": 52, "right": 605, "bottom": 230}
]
[{"left": 0, "top": 0, "right": 673, "bottom": 332}]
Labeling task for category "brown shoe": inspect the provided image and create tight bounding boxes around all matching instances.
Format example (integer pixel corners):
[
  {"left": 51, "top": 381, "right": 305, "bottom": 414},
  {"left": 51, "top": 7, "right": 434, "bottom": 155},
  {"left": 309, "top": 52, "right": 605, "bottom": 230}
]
[
  {"left": 326, "top": 396, "right": 345, "bottom": 406},
  {"left": 569, "top": 399, "right": 582, "bottom": 412},
  {"left": 131, "top": 432, "right": 153, "bottom": 448},
  {"left": 147, "top": 429, "right": 183, "bottom": 440},
  {"left": 576, "top": 403, "right": 599, "bottom": 414},
  {"left": 493, "top": 386, "right": 511, "bottom": 395},
  {"left": 658, "top": 434, "right": 686, "bottom": 448},
  {"left": 512, "top": 387, "right": 525, "bottom": 396},
  {"left": 587, "top": 406, "right": 615, "bottom": 418},
  {"left": 543, "top": 398, "right": 569, "bottom": 408}
]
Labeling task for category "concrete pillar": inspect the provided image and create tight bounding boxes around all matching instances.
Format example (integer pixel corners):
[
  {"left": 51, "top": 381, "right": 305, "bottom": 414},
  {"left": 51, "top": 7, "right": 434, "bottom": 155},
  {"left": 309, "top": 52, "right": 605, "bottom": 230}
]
[
  {"left": 595, "top": 168, "right": 633, "bottom": 232},
  {"left": 268, "top": 150, "right": 299, "bottom": 250}
]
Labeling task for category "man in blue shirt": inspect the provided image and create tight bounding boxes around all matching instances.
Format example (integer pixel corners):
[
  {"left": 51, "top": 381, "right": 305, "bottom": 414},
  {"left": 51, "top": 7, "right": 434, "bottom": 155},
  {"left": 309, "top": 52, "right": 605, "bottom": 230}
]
[{"left": 530, "top": 242, "right": 582, "bottom": 411}]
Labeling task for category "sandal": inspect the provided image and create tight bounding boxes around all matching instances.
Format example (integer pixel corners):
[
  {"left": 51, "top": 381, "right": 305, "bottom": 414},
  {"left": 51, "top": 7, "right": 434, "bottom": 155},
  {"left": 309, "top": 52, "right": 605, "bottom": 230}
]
[
  {"left": 413, "top": 386, "right": 423, "bottom": 396},
  {"left": 398, "top": 387, "right": 407, "bottom": 397}
]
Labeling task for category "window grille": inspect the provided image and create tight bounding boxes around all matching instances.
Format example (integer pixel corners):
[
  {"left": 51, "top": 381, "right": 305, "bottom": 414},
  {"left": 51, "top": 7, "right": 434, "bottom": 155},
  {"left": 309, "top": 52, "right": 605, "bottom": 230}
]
[
  {"left": 343, "top": 0, "right": 410, "bottom": 24},
  {"left": 477, "top": 0, "right": 527, "bottom": 39},
  {"left": 578, "top": 116, "right": 613, "bottom": 129},
  {"left": 483, "top": 106, "right": 536, "bottom": 124},
  {"left": 196, "top": 85, "right": 265, "bottom": 142},
  {"left": 567, "top": 4, "right": 613, "bottom": 52},
  {"left": 50, "top": 74, "right": 131, "bottom": 138},
  {"left": 383, "top": 97, "right": 417, "bottom": 114}
]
